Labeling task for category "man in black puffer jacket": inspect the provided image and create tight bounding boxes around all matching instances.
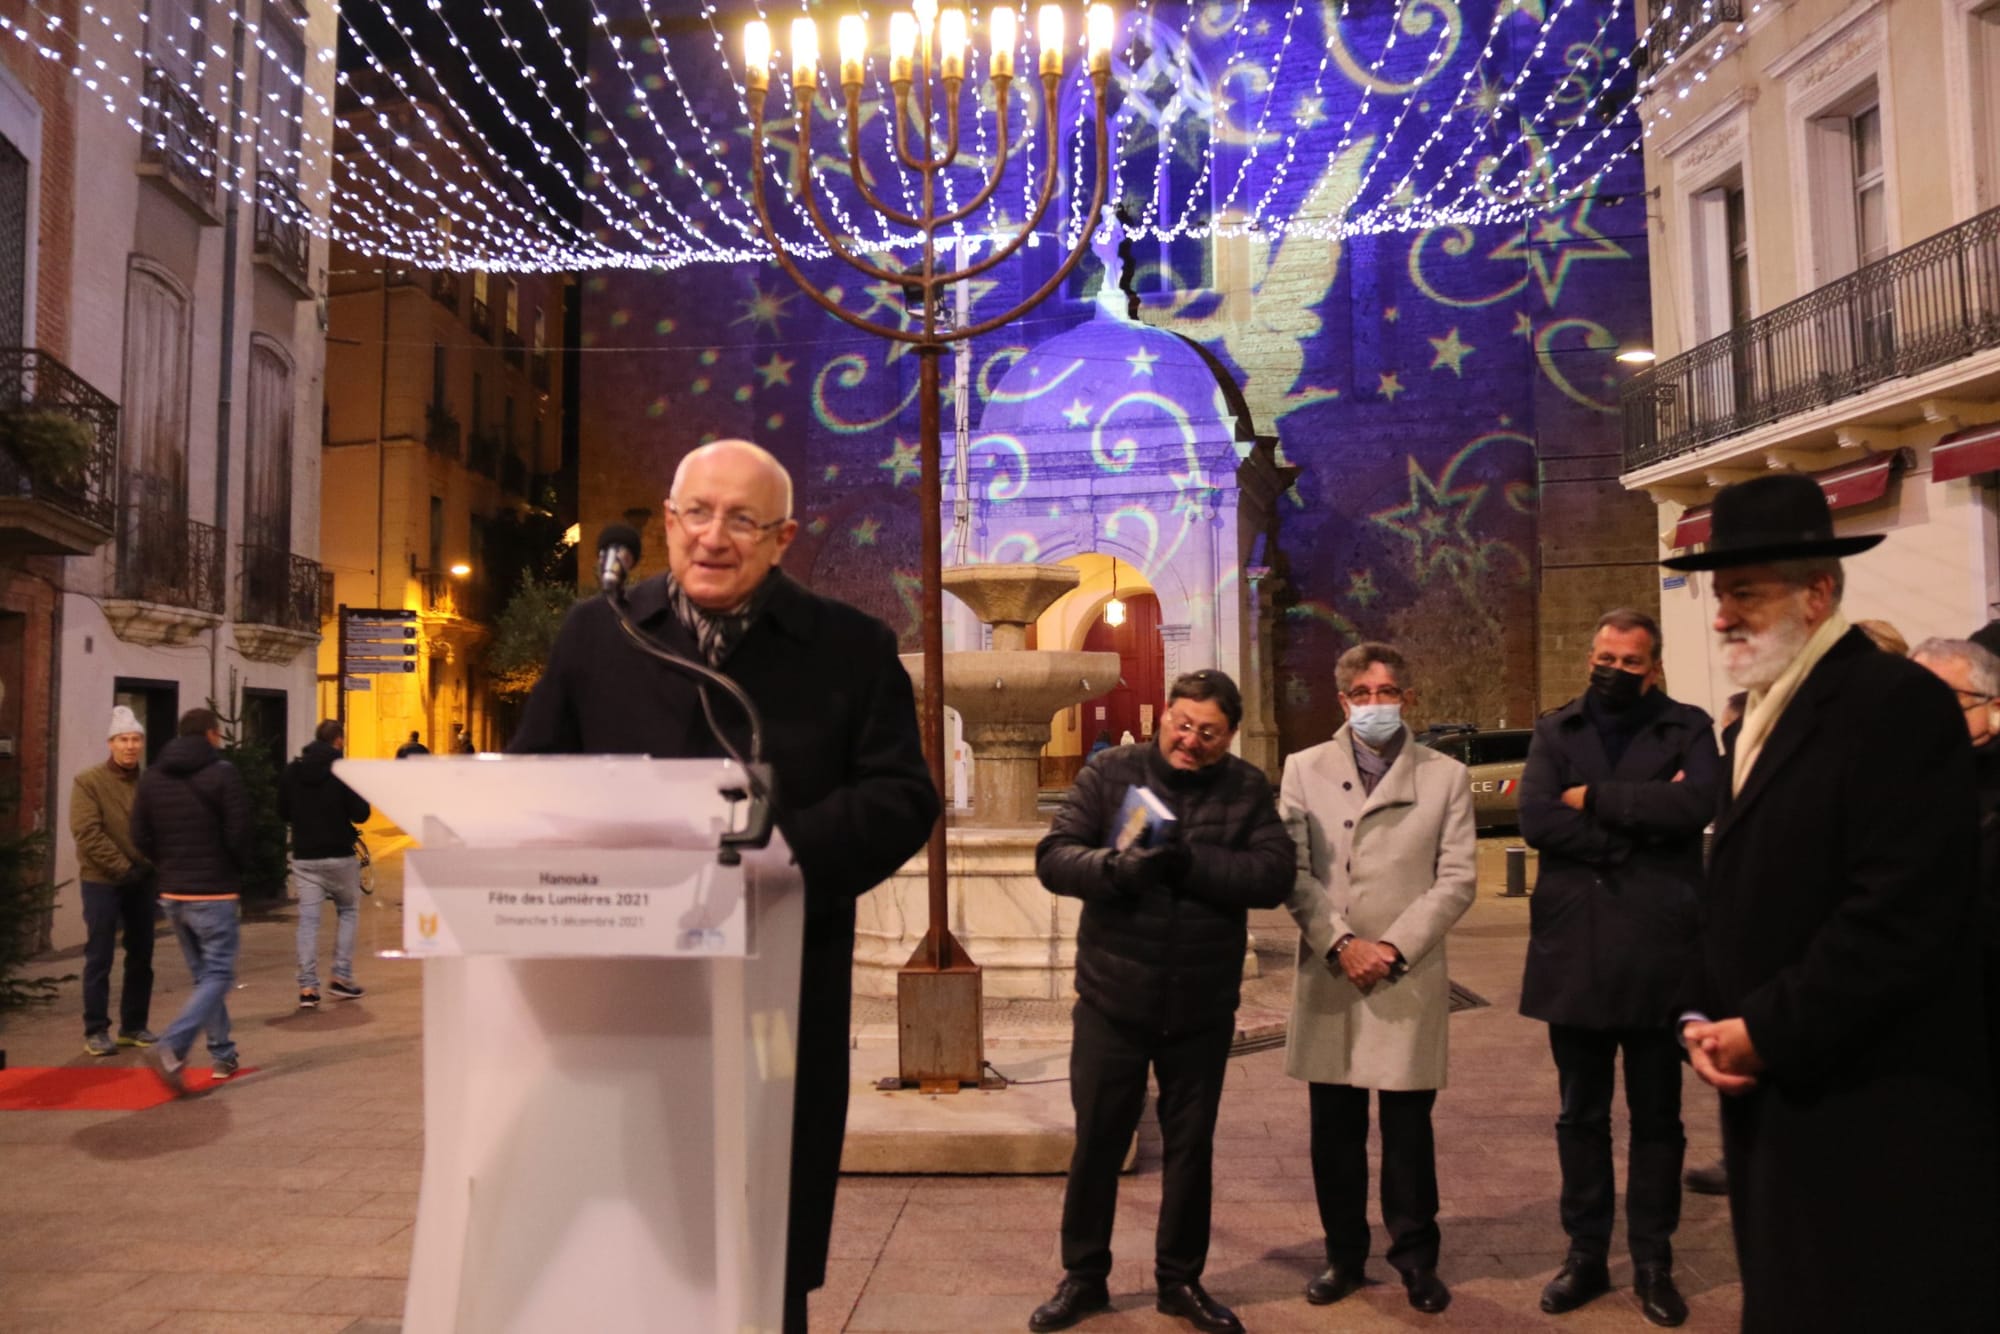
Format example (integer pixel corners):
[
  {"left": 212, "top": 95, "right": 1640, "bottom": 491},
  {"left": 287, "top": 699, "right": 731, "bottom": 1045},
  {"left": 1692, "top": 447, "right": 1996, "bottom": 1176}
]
[
  {"left": 1029, "top": 669, "right": 1294, "bottom": 1334},
  {"left": 131, "top": 707, "right": 251, "bottom": 1095}
]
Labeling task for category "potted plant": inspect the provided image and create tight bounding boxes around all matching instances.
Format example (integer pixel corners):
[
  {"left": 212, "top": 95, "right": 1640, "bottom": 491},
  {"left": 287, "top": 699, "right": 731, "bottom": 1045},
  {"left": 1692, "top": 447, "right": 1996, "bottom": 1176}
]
[{"left": 0, "top": 408, "right": 93, "bottom": 493}]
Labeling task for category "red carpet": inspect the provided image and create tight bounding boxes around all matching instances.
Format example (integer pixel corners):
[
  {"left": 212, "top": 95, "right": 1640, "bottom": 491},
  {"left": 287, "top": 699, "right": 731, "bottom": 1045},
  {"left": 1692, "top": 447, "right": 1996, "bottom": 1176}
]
[{"left": 0, "top": 1064, "right": 255, "bottom": 1110}]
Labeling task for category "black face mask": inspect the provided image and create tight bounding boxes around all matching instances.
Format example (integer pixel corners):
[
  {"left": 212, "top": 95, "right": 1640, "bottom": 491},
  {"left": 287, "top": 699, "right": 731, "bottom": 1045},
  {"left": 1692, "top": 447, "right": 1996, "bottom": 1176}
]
[{"left": 1589, "top": 663, "right": 1648, "bottom": 711}]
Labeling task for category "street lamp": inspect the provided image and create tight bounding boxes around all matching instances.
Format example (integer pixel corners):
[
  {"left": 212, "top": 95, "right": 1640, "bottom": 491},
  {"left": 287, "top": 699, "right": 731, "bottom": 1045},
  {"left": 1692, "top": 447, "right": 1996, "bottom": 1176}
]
[{"left": 739, "top": 3, "right": 1115, "bottom": 1088}]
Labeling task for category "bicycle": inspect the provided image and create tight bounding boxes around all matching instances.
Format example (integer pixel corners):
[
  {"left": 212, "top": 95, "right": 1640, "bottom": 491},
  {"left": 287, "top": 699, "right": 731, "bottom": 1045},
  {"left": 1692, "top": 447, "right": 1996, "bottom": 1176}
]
[{"left": 354, "top": 832, "right": 375, "bottom": 896}]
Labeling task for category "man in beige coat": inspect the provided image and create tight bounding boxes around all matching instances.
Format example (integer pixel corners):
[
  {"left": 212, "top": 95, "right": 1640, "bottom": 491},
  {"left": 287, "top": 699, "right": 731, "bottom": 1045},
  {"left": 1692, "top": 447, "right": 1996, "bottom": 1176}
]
[{"left": 1279, "top": 642, "right": 1477, "bottom": 1315}]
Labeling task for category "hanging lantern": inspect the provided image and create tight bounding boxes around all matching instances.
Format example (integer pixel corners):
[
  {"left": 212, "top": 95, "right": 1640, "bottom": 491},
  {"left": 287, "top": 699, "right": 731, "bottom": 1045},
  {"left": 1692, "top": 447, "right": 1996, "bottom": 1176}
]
[{"left": 1103, "top": 560, "right": 1126, "bottom": 627}]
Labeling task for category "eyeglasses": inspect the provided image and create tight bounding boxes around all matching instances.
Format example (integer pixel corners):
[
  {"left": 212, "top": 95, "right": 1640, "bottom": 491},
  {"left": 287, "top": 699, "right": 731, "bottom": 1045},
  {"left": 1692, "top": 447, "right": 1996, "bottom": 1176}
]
[
  {"left": 1164, "top": 712, "right": 1227, "bottom": 745},
  {"left": 1956, "top": 689, "right": 1995, "bottom": 712},
  {"left": 1343, "top": 685, "right": 1405, "bottom": 704},
  {"left": 667, "top": 500, "right": 788, "bottom": 541}
]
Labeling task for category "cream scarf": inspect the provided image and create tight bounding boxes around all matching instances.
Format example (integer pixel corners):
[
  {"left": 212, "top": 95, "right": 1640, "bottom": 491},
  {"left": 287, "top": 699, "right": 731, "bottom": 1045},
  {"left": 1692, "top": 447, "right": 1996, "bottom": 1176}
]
[{"left": 1732, "top": 612, "right": 1849, "bottom": 795}]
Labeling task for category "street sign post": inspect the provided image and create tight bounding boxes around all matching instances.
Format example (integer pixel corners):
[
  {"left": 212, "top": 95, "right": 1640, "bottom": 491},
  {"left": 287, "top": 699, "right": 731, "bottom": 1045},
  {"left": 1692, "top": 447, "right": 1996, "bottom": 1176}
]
[{"left": 338, "top": 607, "right": 423, "bottom": 733}]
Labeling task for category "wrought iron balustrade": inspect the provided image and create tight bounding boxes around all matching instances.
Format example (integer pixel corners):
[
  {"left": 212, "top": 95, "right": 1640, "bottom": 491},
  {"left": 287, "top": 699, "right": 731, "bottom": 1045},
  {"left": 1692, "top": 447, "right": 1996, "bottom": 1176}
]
[
  {"left": 470, "top": 295, "right": 492, "bottom": 340},
  {"left": 531, "top": 351, "right": 551, "bottom": 391},
  {"left": 253, "top": 169, "right": 311, "bottom": 291},
  {"left": 138, "top": 61, "right": 219, "bottom": 215},
  {"left": 500, "top": 452, "right": 527, "bottom": 497},
  {"left": 1641, "top": 1, "right": 1742, "bottom": 75},
  {"left": 466, "top": 432, "right": 500, "bottom": 479},
  {"left": 238, "top": 544, "right": 322, "bottom": 633},
  {"left": 1623, "top": 204, "right": 2000, "bottom": 471},
  {"left": 503, "top": 330, "right": 524, "bottom": 368},
  {"left": 424, "top": 405, "right": 462, "bottom": 459},
  {"left": 0, "top": 347, "right": 120, "bottom": 532},
  {"left": 115, "top": 500, "right": 224, "bottom": 614},
  {"left": 422, "top": 570, "right": 488, "bottom": 622},
  {"left": 430, "top": 271, "right": 459, "bottom": 311}
]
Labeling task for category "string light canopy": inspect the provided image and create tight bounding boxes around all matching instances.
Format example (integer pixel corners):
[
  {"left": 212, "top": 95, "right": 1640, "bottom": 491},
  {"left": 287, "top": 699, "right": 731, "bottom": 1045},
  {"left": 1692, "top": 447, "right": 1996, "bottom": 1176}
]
[{"left": 4, "top": 0, "right": 1664, "bottom": 273}]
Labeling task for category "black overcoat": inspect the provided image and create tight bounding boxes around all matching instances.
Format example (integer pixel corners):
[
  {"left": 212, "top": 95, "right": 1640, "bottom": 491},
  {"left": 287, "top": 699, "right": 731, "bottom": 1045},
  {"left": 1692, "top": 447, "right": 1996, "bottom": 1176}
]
[
  {"left": 510, "top": 569, "right": 939, "bottom": 1303},
  {"left": 1518, "top": 692, "right": 1718, "bottom": 1028},
  {"left": 1687, "top": 629, "right": 1994, "bottom": 1332}
]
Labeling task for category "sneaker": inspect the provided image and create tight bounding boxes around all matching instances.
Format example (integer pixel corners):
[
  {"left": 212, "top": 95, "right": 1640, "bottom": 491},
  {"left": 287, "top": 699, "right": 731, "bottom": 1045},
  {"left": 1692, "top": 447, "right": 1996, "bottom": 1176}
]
[
  {"left": 211, "top": 1055, "right": 240, "bottom": 1080},
  {"left": 145, "top": 1042, "right": 186, "bottom": 1097},
  {"left": 84, "top": 1032, "right": 117, "bottom": 1058},
  {"left": 298, "top": 989, "right": 320, "bottom": 1010},
  {"left": 116, "top": 1028, "right": 158, "bottom": 1048},
  {"left": 328, "top": 978, "right": 366, "bottom": 1001}
]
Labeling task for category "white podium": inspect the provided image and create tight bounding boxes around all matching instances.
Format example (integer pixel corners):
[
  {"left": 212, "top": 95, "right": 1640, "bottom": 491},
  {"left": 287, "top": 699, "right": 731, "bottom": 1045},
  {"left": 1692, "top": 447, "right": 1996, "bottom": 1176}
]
[{"left": 337, "top": 756, "right": 803, "bottom": 1334}]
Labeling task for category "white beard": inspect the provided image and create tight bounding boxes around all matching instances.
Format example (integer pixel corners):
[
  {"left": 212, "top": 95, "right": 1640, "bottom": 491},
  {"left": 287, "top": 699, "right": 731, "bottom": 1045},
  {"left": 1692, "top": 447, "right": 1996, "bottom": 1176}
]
[{"left": 1719, "top": 593, "right": 1813, "bottom": 690}]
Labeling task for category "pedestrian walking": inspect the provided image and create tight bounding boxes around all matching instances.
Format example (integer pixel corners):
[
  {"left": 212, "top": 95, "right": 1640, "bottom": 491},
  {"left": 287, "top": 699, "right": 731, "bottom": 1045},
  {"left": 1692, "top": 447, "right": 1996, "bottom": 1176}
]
[
  {"left": 280, "top": 719, "right": 371, "bottom": 1010},
  {"left": 132, "top": 708, "right": 251, "bottom": 1094},
  {"left": 394, "top": 731, "right": 429, "bottom": 758}
]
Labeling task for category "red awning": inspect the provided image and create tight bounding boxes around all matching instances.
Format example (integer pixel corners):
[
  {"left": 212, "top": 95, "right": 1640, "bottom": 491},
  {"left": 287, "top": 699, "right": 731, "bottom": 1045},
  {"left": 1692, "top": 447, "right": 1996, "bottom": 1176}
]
[
  {"left": 1670, "top": 455, "right": 1897, "bottom": 550},
  {"left": 1933, "top": 424, "right": 2000, "bottom": 483}
]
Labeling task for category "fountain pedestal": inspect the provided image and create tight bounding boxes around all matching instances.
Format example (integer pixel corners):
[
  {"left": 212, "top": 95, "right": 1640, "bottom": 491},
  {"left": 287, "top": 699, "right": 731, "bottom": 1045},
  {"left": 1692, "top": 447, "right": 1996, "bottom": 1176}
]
[{"left": 858, "top": 565, "right": 1117, "bottom": 1001}]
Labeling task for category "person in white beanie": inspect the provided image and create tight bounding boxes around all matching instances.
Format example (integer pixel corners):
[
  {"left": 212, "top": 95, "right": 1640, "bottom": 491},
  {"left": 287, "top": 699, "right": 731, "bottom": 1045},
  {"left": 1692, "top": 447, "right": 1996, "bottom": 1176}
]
[{"left": 70, "top": 705, "right": 155, "bottom": 1057}]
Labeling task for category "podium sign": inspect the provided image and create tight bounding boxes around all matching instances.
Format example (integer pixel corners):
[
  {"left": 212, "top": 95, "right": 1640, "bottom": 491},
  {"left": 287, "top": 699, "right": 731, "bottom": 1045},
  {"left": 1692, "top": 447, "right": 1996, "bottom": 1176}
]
[{"left": 405, "top": 848, "right": 750, "bottom": 957}]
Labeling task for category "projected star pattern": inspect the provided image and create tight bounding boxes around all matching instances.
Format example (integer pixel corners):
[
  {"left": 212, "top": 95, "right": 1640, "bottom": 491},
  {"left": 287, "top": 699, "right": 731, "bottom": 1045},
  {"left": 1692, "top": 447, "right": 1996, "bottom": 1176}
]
[{"left": 579, "top": 0, "right": 1650, "bottom": 745}]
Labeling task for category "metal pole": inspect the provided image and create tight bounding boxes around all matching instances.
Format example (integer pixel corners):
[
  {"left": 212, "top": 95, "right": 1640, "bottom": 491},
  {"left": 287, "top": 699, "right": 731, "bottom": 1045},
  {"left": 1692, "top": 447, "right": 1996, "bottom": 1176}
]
[
  {"left": 1503, "top": 845, "right": 1529, "bottom": 898},
  {"left": 918, "top": 347, "right": 950, "bottom": 970}
]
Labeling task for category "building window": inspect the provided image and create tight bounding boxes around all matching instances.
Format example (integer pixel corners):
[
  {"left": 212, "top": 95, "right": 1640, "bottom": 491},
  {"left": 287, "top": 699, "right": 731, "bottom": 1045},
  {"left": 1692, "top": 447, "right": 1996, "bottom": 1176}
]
[
  {"left": 1726, "top": 186, "right": 1752, "bottom": 330},
  {"left": 470, "top": 371, "right": 483, "bottom": 436},
  {"left": 256, "top": 9, "right": 305, "bottom": 174},
  {"left": 1971, "top": 3, "right": 2000, "bottom": 211},
  {"left": 1851, "top": 105, "right": 1888, "bottom": 267},
  {"left": 532, "top": 306, "right": 545, "bottom": 354},
  {"left": 147, "top": 0, "right": 206, "bottom": 87},
  {"left": 1689, "top": 175, "right": 1746, "bottom": 344},
  {"left": 503, "top": 396, "right": 515, "bottom": 452},
  {"left": 429, "top": 495, "right": 444, "bottom": 578},
  {"left": 505, "top": 280, "right": 519, "bottom": 336},
  {"left": 121, "top": 264, "right": 193, "bottom": 513},
  {"left": 244, "top": 340, "right": 292, "bottom": 551},
  {"left": 431, "top": 342, "right": 446, "bottom": 409}
]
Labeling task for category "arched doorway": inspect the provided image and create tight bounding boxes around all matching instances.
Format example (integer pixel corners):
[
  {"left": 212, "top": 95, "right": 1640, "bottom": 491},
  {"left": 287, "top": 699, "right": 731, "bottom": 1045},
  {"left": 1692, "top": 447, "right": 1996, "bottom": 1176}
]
[{"left": 1077, "top": 592, "right": 1163, "bottom": 750}]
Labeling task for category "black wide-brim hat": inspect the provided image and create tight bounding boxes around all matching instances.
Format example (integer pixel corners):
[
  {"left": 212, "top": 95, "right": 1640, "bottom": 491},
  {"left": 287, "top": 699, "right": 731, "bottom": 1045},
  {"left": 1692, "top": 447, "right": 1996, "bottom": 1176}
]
[{"left": 1661, "top": 472, "right": 1883, "bottom": 571}]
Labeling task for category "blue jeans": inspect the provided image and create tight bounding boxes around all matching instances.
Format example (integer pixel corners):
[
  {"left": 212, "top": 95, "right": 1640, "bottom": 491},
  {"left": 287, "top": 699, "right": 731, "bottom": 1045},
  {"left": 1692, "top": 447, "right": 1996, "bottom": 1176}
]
[
  {"left": 159, "top": 899, "right": 239, "bottom": 1064},
  {"left": 293, "top": 857, "right": 361, "bottom": 990}
]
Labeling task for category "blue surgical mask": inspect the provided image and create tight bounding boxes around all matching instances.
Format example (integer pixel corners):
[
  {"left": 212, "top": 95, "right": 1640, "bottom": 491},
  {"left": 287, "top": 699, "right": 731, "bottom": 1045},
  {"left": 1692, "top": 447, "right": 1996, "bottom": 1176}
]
[{"left": 1348, "top": 703, "right": 1403, "bottom": 746}]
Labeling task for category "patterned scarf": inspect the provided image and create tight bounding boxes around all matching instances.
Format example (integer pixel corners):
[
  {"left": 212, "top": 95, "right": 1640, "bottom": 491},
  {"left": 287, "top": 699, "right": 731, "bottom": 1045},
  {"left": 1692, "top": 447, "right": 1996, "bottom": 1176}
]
[{"left": 663, "top": 572, "right": 773, "bottom": 666}]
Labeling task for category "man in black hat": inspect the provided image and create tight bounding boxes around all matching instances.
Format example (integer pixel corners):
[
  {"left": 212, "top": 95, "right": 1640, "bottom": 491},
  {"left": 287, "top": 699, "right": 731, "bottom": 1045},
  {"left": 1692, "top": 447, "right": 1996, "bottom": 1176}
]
[{"left": 1665, "top": 473, "right": 1993, "bottom": 1332}]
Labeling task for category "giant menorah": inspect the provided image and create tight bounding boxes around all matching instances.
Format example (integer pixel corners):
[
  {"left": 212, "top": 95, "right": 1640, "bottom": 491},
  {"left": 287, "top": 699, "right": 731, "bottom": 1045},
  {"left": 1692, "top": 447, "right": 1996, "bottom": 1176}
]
[{"left": 740, "top": 3, "right": 1112, "bottom": 1086}]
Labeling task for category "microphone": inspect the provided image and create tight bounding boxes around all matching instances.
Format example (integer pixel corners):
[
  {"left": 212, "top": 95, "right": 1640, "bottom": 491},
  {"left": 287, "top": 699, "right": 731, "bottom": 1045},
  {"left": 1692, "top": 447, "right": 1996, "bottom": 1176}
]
[{"left": 597, "top": 524, "right": 641, "bottom": 600}]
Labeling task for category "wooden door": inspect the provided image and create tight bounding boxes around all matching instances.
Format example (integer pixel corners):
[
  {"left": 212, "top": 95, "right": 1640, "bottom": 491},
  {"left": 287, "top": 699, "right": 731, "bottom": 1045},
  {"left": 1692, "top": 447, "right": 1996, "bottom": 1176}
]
[{"left": 1078, "top": 592, "right": 1162, "bottom": 747}]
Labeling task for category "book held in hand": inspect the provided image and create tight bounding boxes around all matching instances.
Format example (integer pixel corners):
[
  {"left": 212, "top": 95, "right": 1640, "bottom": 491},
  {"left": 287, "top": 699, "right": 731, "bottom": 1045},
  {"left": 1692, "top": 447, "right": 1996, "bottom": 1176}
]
[{"left": 1112, "top": 785, "right": 1176, "bottom": 851}]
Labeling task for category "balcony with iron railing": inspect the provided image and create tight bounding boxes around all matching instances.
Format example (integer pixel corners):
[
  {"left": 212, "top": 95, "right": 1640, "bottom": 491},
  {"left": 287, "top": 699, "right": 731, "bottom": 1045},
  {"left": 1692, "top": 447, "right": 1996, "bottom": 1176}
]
[
  {"left": 466, "top": 431, "right": 500, "bottom": 480},
  {"left": 137, "top": 61, "right": 220, "bottom": 221},
  {"left": 531, "top": 350, "right": 551, "bottom": 391},
  {"left": 104, "top": 484, "right": 226, "bottom": 646},
  {"left": 503, "top": 329, "right": 525, "bottom": 369},
  {"left": 1638, "top": 1, "right": 1742, "bottom": 80},
  {"left": 253, "top": 168, "right": 313, "bottom": 296},
  {"left": 424, "top": 403, "right": 462, "bottom": 460},
  {"left": 235, "top": 543, "right": 324, "bottom": 662},
  {"left": 500, "top": 451, "right": 527, "bottom": 498},
  {"left": 1622, "top": 204, "right": 2000, "bottom": 473},
  {"left": 422, "top": 570, "right": 490, "bottom": 624},
  {"left": 0, "top": 348, "right": 120, "bottom": 555},
  {"left": 470, "top": 294, "right": 492, "bottom": 341},
  {"left": 430, "top": 271, "right": 460, "bottom": 311}
]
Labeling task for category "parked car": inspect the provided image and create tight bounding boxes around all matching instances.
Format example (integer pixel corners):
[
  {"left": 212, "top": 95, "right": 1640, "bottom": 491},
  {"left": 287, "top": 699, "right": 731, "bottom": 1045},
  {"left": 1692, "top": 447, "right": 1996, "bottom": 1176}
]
[{"left": 1416, "top": 724, "right": 1534, "bottom": 831}]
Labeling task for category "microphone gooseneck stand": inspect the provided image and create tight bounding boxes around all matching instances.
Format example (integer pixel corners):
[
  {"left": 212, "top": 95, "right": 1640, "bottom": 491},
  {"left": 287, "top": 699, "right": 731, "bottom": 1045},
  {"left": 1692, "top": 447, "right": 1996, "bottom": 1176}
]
[{"left": 603, "top": 589, "right": 776, "bottom": 865}]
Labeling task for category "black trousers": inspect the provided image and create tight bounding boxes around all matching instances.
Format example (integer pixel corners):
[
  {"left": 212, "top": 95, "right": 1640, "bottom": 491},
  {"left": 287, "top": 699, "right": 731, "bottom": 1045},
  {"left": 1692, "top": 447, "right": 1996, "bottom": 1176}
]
[
  {"left": 1548, "top": 1024, "right": 1684, "bottom": 1268},
  {"left": 81, "top": 880, "right": 155, "bottom": 1037},
  {"left": 1309, "top": 1083, "right": 1441, "bottom": 1274},
  {"left": 1060, "top": 999, "right": 1235, "bottom": 1285}
]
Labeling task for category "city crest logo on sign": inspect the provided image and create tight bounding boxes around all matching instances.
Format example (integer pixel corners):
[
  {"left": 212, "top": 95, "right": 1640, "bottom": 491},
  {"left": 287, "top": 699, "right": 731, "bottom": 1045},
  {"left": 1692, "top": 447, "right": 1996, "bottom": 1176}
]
[{"left": 418, "top": 912, "right": 439, "bottom": 942}]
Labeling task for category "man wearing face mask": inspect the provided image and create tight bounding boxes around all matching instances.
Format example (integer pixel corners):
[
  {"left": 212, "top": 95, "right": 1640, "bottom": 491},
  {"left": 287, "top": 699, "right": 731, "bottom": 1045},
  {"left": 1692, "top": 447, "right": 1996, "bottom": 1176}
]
[
  {"left": 1277, "top": 642, "right": 1477, "bottom": 1317},
  {"left": 1516, "top": 609, "right": 1719, "bottom": 1327}
]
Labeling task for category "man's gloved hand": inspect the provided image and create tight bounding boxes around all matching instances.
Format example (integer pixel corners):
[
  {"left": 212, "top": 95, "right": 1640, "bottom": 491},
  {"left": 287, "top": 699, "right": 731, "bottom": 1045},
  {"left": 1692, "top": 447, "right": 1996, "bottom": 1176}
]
[
  {"left": 115, "top": 861, "right": 154, "bottom": 890},
  {"left": 1110, "top": 833, "right": 1192, "bottom": 894}
]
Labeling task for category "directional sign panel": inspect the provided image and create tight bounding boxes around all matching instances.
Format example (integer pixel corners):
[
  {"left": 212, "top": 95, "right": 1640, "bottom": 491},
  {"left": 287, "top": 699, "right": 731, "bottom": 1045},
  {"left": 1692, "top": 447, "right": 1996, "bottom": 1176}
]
[{"left": 342, "top": 677, "right": 372, "bottom": 692}]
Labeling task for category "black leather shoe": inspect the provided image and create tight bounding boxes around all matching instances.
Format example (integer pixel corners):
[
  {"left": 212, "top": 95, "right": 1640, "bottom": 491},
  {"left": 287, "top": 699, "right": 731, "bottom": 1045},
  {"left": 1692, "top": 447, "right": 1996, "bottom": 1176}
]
[
  {"left": 1027, "top": 1276, "right": 1110, "bottom": 1332},
  {"left": 1634, "top": 1266, "right": 1689, "bottom": 1328},
  {"left": 1304, "top": 1263, "right": 1364, "bottom": 1305},
  {"left": 1683, "top": 1159, "right": 1728, "bottom": 1196},
  {"left": 1540, "top": 1257, "right": 1611, "bottom": 1314},
  {"left": 1402, "top": 1267, "right": 1451, "bottom": 1314},
  {"left": 1155, "top": 1280, "right": 1243, "bottom": 1333}
]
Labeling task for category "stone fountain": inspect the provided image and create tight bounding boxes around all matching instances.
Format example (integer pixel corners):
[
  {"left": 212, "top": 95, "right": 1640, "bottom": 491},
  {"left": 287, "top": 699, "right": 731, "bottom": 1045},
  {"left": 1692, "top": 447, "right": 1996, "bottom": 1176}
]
[{"left": 853, "top": 563, "right": 1120, "bottom": 1001}]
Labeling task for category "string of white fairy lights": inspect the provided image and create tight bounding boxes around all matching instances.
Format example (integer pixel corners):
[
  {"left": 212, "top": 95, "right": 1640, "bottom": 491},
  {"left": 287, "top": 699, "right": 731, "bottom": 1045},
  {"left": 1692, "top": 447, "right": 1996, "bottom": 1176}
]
[{"left": 6, "top": 0, "right": 1661, "bottom": 271}]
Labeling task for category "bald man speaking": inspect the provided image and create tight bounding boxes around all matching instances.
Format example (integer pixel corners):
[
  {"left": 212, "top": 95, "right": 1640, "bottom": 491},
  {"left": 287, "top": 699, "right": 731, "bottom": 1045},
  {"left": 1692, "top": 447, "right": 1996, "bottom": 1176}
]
[{"left": 512, "top": 439, "right": 939, "bottom": 1330}]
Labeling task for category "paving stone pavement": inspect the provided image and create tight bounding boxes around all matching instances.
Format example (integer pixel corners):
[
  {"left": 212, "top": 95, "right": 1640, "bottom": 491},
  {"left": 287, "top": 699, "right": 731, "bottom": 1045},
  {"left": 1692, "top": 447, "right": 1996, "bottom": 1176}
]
[{"left": 0, "top": 835, "right": 1739, "bottom": 1332}]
